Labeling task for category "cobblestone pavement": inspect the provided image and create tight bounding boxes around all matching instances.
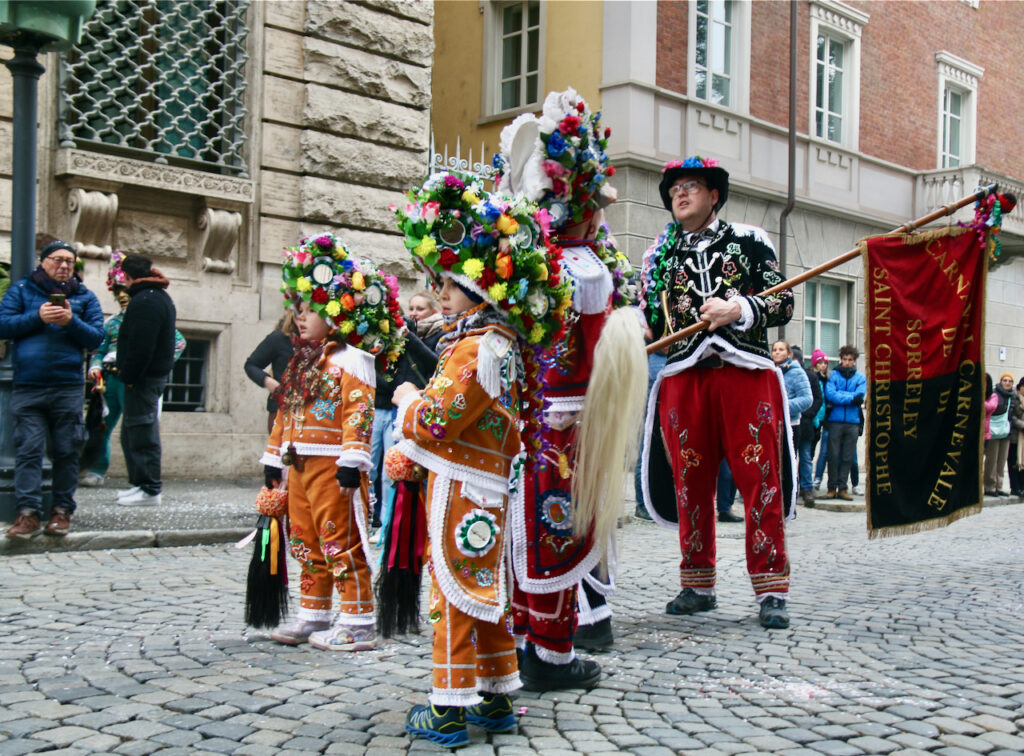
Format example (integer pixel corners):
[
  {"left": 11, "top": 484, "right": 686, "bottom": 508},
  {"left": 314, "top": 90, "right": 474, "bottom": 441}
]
[{"left": 2, "top": 504, "right": 1024, "bottom": 755}]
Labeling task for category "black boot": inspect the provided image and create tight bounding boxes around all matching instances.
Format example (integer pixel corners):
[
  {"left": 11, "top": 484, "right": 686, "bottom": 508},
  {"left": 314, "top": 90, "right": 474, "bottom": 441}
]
[
  {"left": 758, "top": 597, "right": 790, "bottom": 629},
  {"left": 665, "top": 587, "right": 717, "bottom": 615},
  {"left": 574, "top": 617, "right": 613, "bottom": 651},
  {"left": 519, "top": 643, "right": 601, "bottom": 692}
]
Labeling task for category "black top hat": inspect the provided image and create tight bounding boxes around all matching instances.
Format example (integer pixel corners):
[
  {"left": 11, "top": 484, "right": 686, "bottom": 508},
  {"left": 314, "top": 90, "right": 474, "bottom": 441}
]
[{"left": 658, "top": 156, "right": 729, "bottom": 213}]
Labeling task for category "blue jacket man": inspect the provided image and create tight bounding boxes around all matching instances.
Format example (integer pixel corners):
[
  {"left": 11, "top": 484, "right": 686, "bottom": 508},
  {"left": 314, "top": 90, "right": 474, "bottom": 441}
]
[
  {"left": 823, "top": 345, "right": 866, "bottom": 500},
  {"left": 0, "top": 240, "right": 104, "bottom": 538}
]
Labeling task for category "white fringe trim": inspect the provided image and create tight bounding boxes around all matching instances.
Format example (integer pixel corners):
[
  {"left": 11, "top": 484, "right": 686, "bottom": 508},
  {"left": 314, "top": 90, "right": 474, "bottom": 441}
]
[
  {"left": 576, "top": 578, "right": 613, "bottom": 626},
  {"left": 334, "top": 612, "right": 376, "bottom": 626},
  {"left": 534, "top": 646, "right": 575, "bottom": 664},
  {"left": 351, "top": 483, "right": 377, "bottom": 585},
  {"left": 561, "top": 245, "right": 613, "bottom": 315},
  {"left": 544, "top": 396, "right": 585, "bottom": 414},
  {"left": 477, "top": 671, "right": 522, "bottom": 695},
  {"left": 428, "top": 474, "right": 506, "bottom": 624},
  {"left": 329, "top": 345, "right": 376, "bottom": 388},
  {"left": 336, "top": 448, "right": 372, "bottom": 472},
  {"left": 430, "top": 687, "right": 483, "bottom": 708},
  {"left": 259, "top": 452, "right": 283, "bottom": 468},
  {"left": 394, "top": 438, "right": 511, "bottom": 493},
  {"left": 297, "top": 607, "right": 334, "bottom": 622}
]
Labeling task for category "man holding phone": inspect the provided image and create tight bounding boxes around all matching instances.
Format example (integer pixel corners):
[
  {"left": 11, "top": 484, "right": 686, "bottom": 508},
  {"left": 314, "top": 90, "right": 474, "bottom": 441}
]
[{"left": 0, "top": 240, "right": 104, "bottom": 538}]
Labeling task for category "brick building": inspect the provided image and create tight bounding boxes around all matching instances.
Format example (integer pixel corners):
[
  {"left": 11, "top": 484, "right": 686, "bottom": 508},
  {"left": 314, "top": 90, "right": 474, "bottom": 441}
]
[
  {"left": 433, "top": 0, "right": 1024, "bottom": 374},
  {"left": 0, "top": 1, "right": 433, "bottom": 478}
]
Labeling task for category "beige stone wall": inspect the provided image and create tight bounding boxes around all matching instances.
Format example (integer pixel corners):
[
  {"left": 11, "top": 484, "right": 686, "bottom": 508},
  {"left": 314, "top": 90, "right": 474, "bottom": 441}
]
[{"left": 0, "top": 1, "right": 433, "bottom": 479}]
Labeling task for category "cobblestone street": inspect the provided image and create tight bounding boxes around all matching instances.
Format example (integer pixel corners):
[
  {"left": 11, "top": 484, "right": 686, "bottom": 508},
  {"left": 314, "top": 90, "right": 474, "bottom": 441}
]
[{"left": 2, "top": 504, "right": 1024, "bottom": 755}]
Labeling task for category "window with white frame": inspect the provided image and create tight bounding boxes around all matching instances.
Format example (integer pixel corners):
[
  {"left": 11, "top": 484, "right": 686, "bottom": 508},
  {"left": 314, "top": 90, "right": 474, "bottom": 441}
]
[
  {"left": 803, "top": 279, "right": 848, "bottom": 363},
  {"left": 808, "top": 1, "right": 867, "bottom": 150},
  {"left": 482, "top": 1, "right": 542, "bottom": 117},
  {"left": 941, "top": 85, "right": 964, "bottom": 167},
  {"left": 814, "top": 33, "right": 846, "bottom": 143},
  {"left": 689, "top": 0, "right": 750, "bottom": 113},
  {"left": 935, "top": 51, "right": 983, "bottom": 169}
]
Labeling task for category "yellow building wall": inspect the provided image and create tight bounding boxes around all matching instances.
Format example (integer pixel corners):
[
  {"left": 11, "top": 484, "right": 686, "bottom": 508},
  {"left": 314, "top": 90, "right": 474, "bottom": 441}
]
[{"left": 432, "top": 0, "right": 604, "bottom": 171}]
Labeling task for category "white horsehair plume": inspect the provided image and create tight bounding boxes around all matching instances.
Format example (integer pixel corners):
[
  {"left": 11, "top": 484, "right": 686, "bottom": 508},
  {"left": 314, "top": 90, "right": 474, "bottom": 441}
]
[{"left": 496, "top": 113, "right": 551, "bottom": 202}]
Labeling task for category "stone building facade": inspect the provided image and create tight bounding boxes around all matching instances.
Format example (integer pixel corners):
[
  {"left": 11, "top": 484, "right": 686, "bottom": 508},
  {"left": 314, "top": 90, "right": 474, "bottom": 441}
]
[
  {"left": 432, "top": 0, "right": 1024, "bottom": 375},
  {"left": 0, "top": 0, "right": 433, "bottom": 478}
]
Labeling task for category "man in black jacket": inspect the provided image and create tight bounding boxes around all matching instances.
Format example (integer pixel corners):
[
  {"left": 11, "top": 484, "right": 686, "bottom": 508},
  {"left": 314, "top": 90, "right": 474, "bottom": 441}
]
[
  {"left": 116, "top": 254, "right": 177, "bottom": 506},
  {"left": 791, "top": 346, "right": 823, "bottom": 505}
]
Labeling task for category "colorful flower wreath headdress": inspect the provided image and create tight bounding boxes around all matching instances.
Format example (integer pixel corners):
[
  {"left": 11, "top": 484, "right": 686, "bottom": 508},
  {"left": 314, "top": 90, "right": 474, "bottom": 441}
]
[
  {"left": 107, "top": 250, "right": 127, "bottom": 291},
  {"left": 492, "top": 87, "right": 617, "bottom": 231},
  {"left": 394, "top": 172, "right": 573, "bottom": 348},
  {"left": 281, "top": 232, "right": 406, "bottom": 368}
]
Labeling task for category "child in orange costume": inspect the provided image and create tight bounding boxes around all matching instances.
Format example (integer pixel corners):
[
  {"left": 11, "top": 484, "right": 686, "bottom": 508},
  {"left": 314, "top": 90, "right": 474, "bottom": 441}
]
[
  {"left": 392, "top": 174, "right": 573, "bottom": 747},
  {"left": 261, "top": 232, "right": 406, "bottom": 651}
]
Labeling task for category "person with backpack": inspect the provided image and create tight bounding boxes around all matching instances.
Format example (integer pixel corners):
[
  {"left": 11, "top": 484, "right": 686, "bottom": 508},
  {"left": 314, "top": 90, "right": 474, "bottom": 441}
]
[{"left": 984, "top": 373, "right": 1016, "bottom": 496}]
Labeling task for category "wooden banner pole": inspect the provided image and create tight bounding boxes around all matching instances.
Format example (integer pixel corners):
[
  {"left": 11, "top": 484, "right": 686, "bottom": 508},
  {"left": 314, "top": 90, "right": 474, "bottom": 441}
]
[{"left": 646, "top": 183, "right": 998, "bottom": 355}]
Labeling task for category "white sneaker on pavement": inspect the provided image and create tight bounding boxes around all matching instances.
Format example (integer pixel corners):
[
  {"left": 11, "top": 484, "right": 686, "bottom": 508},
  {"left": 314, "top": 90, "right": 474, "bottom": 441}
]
[
  {"left": 308, "top": 622, "right": 377, "bottom": 651},
  {"left": 80, "top": 472, "right": 105, "bottom": 487},
  {"left": 118, "top": 490, "right": 161, "bottom": 506},
  {"left": 117, "top": 486, "right": 142, "bottom": 501},
  {"left": 852, "top": 485, "right": 864, "bottom": 496}
]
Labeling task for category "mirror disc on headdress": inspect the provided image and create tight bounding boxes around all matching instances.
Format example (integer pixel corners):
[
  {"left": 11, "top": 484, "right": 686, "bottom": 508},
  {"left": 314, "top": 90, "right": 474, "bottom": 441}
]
[
  {"left": 514, "top": 224, "right": 534, "bottom": 248},
  {"left": 547, "top": 201, "right": 568, "bottom": 228},
  {"left": 439, "top": 219, "right": 466, "bottom": 246},
  {"left": 364, "top": 282, "right": 384, "bottom": 306},
  {"left": 311, "top": 259, "right": 335, "bottom": 285}
]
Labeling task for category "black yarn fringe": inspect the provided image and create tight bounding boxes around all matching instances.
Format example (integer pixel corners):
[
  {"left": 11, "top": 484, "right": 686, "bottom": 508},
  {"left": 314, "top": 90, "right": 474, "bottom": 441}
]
[
  {"left": 375, "top": 480, "right": 425, "bottom": 638},
  {"left": 244, "top": 514, "right": 289, "bottom": 629}
]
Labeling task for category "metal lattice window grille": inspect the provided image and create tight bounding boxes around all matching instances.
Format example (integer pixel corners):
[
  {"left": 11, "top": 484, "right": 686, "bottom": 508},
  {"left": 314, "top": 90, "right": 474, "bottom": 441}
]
[
  {"left": 58, "top": 0, "right": 250, "bottom": 177},
  {"left": 163, "top": 338, "right": 208, "bottom": 412}
]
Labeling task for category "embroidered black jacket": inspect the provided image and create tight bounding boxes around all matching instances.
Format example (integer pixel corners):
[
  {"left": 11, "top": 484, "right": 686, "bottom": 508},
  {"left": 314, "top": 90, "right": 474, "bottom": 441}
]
[{"left": 640, "top": 220, "right": 794, "bottom": 363}]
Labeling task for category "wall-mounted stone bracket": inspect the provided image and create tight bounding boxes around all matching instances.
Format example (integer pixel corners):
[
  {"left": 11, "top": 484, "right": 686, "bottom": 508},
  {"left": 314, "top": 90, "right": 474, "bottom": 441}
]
[{"left": 67, "top": 187, "right": 118, "bottom": 260}]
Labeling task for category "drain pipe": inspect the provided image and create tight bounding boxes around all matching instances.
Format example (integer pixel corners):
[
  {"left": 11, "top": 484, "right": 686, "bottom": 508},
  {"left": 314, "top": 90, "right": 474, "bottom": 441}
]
[{"left": 778, "top": 0, "right": 797, "bottom": 343}]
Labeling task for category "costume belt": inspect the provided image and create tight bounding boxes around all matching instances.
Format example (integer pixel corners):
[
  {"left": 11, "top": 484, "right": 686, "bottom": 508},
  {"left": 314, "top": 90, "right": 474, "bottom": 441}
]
[
  {"left": 692, "top": 353, "right": 725, "bottom": 370},
  {"left": 280, "top": 444, "right": 306, "bottom": 471}
]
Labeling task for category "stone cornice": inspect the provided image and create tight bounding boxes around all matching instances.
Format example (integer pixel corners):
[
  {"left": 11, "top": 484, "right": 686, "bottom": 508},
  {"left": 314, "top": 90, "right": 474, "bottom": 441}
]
[
  {"left": 935, "top": 50, "right": 984, "bottom": 88},
  {"left": 810, "top": 0, "right": 869, "bottom": 37},
  {"left": 54, "top": 149, "right": 255, "bottom": 205}
]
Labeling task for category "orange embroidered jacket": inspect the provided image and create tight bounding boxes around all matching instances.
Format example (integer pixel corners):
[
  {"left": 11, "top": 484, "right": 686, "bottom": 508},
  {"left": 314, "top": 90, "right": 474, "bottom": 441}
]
[
  {"left": 395, "top": 325, "right": 521, "bottom": 492},
  {"left": 260, "top": 344, "right": 376, "bottom": 472}
]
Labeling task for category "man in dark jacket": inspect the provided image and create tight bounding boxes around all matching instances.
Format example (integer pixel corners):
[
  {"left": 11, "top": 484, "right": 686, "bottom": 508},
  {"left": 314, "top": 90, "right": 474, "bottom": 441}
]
[
  {"left": 791, "top": 346, "right": 823, "bottom": 506},
  {"left": 0, "top": 240, "right": 104, "bottom": 538},
  {"left": 116, "top": 254, "right": 177, "bottom": 506}
]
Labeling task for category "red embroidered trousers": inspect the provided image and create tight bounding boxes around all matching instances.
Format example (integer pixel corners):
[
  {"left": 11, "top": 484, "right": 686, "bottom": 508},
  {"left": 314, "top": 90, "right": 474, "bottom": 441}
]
[
  {"left": 287, "top": 455, "right": 374, "bottom": 623},
  {"left": 658, "top": 365, "right": 790, "bottom": 597},
  {"left": 510, "top": 582, "right": 577, "bottom": 662}
]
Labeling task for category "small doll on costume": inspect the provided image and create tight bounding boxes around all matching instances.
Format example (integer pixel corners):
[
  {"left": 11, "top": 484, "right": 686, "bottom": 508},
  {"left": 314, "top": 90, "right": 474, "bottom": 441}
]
[
  {"left": 391, "top": 173, "right": 573, "bottom": 747},
  {"left": 493, "top": 87, "right": 646, "bottom": 690},
  {"left": 260, "top": 232, "right": 406, "bottom": 652}
]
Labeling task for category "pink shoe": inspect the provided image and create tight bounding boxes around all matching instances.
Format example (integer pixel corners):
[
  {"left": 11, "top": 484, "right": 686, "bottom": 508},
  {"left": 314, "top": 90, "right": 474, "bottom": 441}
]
[
  {"left": 308, "top": 623, "right": 377, "bottom": 651},
  {"left": 269, "top": 618, "right": 331, "bottom": 645}
]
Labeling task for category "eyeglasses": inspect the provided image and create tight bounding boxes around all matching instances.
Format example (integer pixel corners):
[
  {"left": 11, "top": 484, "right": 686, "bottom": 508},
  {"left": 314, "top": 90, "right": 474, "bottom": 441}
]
[
  {"left": 668, "top": 180, "right": 707, "bottom": 198},
  {"left": 46, "top": 257, "right": 76, "bottom": 267}
]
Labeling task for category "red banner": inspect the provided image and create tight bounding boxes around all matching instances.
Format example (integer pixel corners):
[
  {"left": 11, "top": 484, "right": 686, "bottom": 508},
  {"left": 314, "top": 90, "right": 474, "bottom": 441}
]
[{"left": 862, "top": 226, "right": 987, "bottom": 538}]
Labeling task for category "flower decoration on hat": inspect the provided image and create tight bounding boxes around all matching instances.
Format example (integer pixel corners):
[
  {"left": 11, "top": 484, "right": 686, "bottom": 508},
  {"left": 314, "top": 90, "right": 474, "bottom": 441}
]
[
  {"left": 492, "top": 87, "right": 616, "bottom": 231},
  {"left": 659, "top": 155, "right": 730, "bottom": 212},
  {"left": 395, "top": 172, "right": 573, "bottom": 348},
  {"left": 281, "top": 232, "right": 406, "bottom": 368},
  {"left": 106, "top": 250, "right": 127, "bottom": 291}
]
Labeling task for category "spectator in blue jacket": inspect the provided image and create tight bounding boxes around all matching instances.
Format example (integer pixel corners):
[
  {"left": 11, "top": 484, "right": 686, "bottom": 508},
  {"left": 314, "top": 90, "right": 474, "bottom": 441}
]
[
  {"left": 824, "top": 344, "right": 866, "bottom": 501},
  {"left": 773, "top": 340, "right": 812, "bottom": 512},
  {"left": 0, "top": 240, "right": 104, "bottom": 538}
]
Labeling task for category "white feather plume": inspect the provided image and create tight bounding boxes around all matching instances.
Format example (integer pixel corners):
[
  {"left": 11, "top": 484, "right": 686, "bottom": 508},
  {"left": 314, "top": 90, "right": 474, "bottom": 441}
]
[{"left": 496, "top": 113, "right": 551, "bottom": 202}]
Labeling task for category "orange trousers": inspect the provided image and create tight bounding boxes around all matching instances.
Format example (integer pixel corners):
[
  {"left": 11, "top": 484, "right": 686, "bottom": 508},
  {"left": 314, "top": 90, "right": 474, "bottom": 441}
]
[
  {"left": 427, "top": 557, "right": 519, "bottom": 707},
  {"left": 286, "top": 455, "right": 374, "bottom": 624}
]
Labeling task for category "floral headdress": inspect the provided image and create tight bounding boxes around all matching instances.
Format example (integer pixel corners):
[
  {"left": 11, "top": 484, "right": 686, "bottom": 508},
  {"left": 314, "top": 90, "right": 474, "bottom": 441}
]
[
  {"left": 281, "top": 232, "right": 406, "bottom": 369},
  {"left": 492, "top": 87, "right": 616, "bottom": 230},
  {"left": 394, "top": 172, "right": 573, "bottom": 348},
  {"left": 107, "top": 250, "right": 127, "bottom": 291}
]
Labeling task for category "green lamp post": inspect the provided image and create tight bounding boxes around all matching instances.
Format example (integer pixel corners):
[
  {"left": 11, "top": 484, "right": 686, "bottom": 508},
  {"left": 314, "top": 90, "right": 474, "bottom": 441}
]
[{"left": 0, "top": 1, "right": 96, "bottom": 520}]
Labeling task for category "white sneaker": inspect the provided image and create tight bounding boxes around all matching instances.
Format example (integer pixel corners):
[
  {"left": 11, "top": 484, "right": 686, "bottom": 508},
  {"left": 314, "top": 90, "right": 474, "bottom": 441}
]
[
  {"left": 308, "top": 622, "right": 377, "bottom": 652},
  {"left": 80, "top": 472, "right": 105, "bottom": 487},
  {"left": 852, "top": 485, "right": 864, "bottom": 496},
  {"left": 118, "top": 490, "right": 161, "bottom": 506},
  {"left": 117, "top": 486, "right": 142, "bottom": 501}
]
